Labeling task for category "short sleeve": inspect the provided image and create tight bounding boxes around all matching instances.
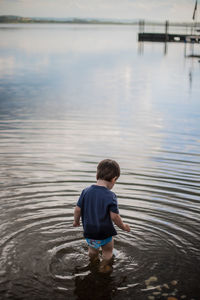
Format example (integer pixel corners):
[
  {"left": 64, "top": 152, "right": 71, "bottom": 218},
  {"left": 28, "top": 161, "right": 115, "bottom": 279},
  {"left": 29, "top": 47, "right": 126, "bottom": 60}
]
[
  {"left": 77, "top": 189, "right": 84, "bottom": 208},
  {"left": 109, "top": 193, "right": 119, "bottom": 214}
]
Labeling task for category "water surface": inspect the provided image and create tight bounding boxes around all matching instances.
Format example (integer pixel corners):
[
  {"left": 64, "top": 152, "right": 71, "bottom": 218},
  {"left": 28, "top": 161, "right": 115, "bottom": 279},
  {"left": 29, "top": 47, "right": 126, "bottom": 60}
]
[{"left": 0, "top": 24, "right": 200, "bottom": 300}]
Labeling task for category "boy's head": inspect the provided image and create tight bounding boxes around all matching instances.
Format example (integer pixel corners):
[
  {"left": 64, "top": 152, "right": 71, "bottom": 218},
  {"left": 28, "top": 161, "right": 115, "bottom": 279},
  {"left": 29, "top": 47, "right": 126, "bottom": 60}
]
[{"left": 96, "top": 159, "right": 120, "bottom": 182}]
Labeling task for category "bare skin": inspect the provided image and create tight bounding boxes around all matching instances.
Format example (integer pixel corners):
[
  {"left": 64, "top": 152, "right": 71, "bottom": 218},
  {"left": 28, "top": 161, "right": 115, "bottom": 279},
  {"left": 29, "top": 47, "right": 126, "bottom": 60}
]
[
  {"left": 88, "top": 237, "right": 114, "bottom": 261},
  {"left": 73, "top": 206, "right": 81, "bottom": 227}
]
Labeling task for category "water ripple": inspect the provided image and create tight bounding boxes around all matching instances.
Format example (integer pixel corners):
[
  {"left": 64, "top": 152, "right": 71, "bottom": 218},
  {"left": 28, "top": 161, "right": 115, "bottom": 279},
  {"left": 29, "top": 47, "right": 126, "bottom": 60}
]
[{"left": 1, "top": 24, "right": 200, "bottom": 300}]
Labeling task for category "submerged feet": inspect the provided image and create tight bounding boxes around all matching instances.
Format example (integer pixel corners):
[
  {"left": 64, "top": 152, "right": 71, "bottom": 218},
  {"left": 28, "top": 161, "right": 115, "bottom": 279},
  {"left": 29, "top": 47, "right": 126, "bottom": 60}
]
[
  {"left": 99, "top": 259, "right": 113, "bottom": 273},
  {"left": 88, "top": 241, "right": 114, "bottom": 273},
  {"left": 89, "top": 255, "right": 113, "bottom": 274}
]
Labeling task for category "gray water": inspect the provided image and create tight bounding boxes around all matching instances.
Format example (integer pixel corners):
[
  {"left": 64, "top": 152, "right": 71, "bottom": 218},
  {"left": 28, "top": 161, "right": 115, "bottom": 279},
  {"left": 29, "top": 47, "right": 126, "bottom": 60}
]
[{"left": 0, "top": 24, "right": 200, "bottom": 300}]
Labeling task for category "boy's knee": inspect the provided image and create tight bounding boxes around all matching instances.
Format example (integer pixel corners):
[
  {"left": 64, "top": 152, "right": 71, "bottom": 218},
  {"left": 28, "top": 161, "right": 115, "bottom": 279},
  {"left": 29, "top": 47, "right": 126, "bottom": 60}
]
[{"left": 102, "top": 252, "right": 113, "bottom": 261}]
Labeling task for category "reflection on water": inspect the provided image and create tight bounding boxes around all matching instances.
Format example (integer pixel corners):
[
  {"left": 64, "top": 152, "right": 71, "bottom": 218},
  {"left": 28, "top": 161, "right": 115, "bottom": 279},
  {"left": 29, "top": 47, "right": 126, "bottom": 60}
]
[{"left": 0, "top": 24, "right": 200, "bottom": 300}]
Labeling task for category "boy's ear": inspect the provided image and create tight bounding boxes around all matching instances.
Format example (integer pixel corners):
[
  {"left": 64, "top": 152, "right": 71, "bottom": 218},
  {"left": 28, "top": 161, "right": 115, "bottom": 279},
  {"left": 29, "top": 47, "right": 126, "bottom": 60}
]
[{"left": 112, "top": 177, "right": 118, "bottom": 183}]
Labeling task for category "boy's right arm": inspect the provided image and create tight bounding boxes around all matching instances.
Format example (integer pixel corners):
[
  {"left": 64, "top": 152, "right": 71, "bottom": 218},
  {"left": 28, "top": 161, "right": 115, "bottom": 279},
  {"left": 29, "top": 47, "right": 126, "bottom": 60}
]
[
  {"left": 110, "top": 211, "right": 130, "bottom": 232},
  {"left": 73, "top": 206, "right": 81, "bottom": 227}
]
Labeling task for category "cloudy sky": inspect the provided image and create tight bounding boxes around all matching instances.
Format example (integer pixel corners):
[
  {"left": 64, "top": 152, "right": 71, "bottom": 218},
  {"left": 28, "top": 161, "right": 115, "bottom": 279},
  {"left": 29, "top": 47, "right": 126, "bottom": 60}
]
[{"left": 0, "top": 0, "right": 197, "bottom": 22}]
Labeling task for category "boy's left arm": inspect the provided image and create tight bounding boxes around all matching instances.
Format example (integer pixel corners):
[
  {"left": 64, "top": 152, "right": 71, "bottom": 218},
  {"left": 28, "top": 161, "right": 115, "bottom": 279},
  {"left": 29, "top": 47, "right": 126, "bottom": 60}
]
[
  {"left": 110, "top": 211, "right": 130, "bottom": 232},
  {"left": 73, "top": 206, "right": 81, "bottom": 227}
]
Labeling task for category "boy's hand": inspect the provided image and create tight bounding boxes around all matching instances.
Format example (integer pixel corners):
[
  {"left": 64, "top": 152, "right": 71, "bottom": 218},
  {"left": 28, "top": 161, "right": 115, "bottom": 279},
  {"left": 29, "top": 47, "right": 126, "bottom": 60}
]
[
  {"left": 123, "top": 224, "right": 130, "bottom": 232},
  {"left": 73, "top": 221, "right": 80, "bottom": 227}
]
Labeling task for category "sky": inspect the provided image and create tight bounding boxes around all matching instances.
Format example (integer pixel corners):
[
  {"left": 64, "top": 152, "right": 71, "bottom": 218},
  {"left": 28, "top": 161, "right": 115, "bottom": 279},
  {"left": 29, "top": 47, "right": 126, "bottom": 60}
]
[{"left": 0, "top": 0, "right": 198, "bottom": 22}]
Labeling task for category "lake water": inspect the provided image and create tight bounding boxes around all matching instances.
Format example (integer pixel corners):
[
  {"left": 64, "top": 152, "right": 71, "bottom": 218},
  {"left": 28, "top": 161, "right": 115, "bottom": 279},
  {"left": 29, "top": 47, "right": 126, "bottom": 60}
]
[{"left": 0, "top": 24, "right": 200, "bottom": 300}]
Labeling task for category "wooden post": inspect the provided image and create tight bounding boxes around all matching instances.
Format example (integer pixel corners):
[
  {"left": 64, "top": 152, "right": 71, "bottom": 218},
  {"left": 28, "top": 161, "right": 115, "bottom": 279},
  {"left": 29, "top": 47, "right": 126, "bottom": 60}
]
[
  {"left": 164, "top": 20, "right": 169, "bottom": 55},
  {"left": 139, "top": 19, "right": 145, "bottom": 33},
  {"left": 164, "top": 42, "right": 168, "bottom": 55},
  {"left": 165, "top": 20, "right": 169, "bottom": 42},
  {"left": 184, "top": 41, "right": 187, "bottom": 57}
]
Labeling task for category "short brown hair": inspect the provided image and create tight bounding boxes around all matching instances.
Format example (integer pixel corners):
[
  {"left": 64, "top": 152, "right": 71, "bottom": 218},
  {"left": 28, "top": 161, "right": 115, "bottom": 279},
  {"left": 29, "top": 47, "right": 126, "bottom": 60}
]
[{"left": 96, "top": 159, "right": 120, "bottom": 182}]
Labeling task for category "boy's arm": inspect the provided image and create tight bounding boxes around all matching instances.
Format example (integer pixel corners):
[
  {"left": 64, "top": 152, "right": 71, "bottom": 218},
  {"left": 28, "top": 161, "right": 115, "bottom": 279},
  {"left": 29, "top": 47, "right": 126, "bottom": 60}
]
[
  {"left": 110, "top": 211, "right": 130, "bottom": 232},
  {"left": 73, "top": 206, "right": 81, "bottom": 227}
]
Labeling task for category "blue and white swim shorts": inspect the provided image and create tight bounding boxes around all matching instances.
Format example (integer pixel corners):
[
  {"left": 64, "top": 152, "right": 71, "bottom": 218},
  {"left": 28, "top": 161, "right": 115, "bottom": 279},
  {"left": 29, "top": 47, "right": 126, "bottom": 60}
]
[{"left": 85, "top": 236, "right": 112, "bottom": 249}]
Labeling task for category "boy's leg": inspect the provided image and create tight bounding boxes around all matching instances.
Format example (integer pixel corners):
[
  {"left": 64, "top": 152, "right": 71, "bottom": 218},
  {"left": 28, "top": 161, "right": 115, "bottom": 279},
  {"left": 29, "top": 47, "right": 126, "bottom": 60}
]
[
  {"left": 100, "top": 238, "right": 114, "bottom": 272},
  {"left": 88, "top": 246, "right": 99, "bottom": 262},
  {"left": 101, "top": 237, "right": 114, "bottom": 261}
]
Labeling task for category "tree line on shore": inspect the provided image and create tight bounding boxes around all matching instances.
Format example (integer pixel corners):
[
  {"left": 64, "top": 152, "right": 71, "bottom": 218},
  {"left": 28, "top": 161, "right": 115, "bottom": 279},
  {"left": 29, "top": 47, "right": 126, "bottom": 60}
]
[{"left": 0, "top": 15, "right": 199, "bottom": 28}]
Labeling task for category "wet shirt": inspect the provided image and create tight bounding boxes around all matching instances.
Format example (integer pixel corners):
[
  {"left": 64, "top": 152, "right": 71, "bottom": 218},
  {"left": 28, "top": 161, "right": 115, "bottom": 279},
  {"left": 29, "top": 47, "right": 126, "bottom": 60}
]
[{"left": 77, "top": 185, "right": 119, "bottom": 239}]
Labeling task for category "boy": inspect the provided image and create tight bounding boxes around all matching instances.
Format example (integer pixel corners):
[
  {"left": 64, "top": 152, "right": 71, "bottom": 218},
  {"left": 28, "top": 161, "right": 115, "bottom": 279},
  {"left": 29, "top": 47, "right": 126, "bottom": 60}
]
[{"left": 73, "top": 159, "right": 130, "bottom": 269}]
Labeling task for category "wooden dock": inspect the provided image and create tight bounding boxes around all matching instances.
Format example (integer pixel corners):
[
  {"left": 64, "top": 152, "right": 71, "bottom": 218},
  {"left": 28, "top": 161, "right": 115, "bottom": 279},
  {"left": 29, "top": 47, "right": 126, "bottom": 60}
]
[
  {"left": 138, "top": 20, "right": 200, "bottom": 44},
  {"left": 138, "top": 32, "right": 200, "bottom": 43}
]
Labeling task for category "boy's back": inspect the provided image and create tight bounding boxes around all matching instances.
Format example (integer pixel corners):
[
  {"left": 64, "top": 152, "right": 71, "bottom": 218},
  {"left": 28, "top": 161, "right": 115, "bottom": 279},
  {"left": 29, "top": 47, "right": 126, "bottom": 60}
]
[{"left": 77, "top": 185, "right": 119, "bottom": 240}]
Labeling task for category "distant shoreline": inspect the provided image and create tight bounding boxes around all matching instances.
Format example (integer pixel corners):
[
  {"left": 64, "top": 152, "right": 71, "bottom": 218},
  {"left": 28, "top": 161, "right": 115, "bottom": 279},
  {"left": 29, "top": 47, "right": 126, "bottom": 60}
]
[
  {"left": 0, "top": 15, "right": 199, "bottom": 27},
  {"left": 0, "top": 15, "right": 136, "bottom": 25}
]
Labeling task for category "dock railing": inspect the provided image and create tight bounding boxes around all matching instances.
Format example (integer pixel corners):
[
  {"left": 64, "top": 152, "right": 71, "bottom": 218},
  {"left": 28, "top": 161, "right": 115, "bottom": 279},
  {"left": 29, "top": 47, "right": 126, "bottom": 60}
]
[{"left": 138, "top": 20, "right": 200, "bottom": 44}]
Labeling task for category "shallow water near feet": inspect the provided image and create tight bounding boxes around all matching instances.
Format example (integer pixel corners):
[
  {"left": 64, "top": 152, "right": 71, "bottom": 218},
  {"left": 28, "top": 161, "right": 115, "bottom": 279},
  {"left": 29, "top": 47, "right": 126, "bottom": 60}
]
[{"left": 0, "top": 24, "right": 200, "bottom": 300}]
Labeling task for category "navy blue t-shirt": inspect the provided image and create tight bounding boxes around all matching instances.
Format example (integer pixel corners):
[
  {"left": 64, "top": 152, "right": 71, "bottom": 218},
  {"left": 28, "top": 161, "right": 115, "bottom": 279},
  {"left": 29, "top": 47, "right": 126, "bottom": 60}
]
[{"left": 77, "top": 185, "right": 119, "bottom": 239}]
